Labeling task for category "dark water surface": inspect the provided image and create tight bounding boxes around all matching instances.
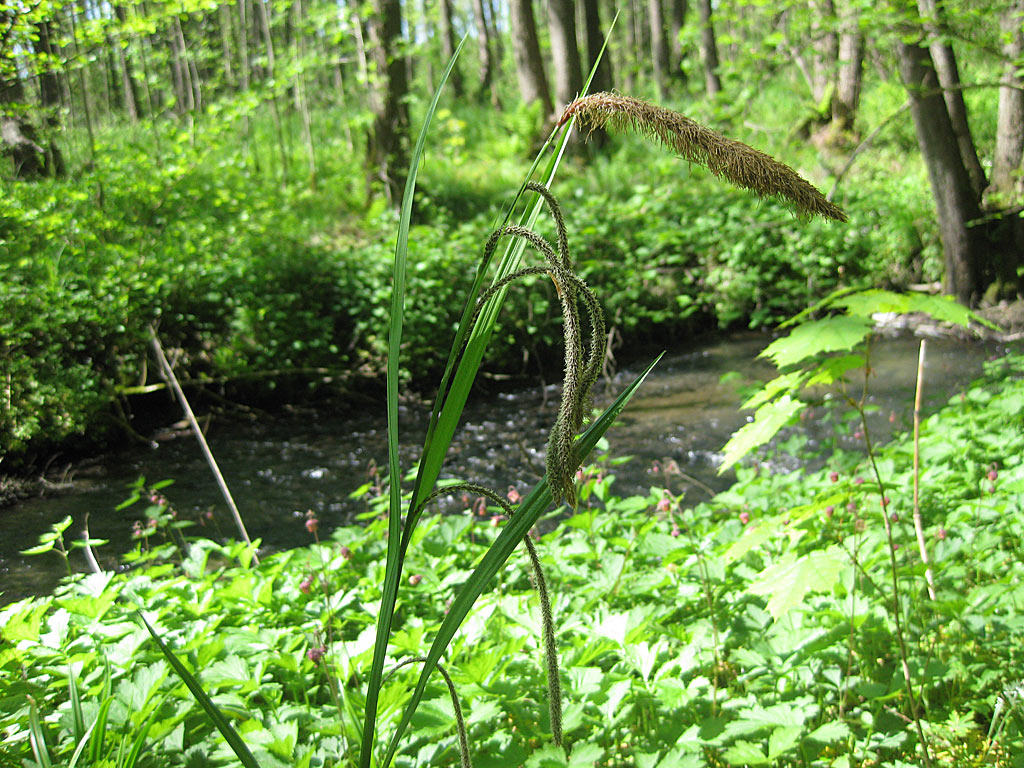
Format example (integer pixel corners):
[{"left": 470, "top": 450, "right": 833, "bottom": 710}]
[{"left": 0, "top": 332, "right": 1006, "bottom": 604}]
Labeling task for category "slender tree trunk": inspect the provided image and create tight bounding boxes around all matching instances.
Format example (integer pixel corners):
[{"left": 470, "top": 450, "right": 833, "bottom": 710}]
[
  {"left": 582, "top": 0, "right": 614, "bottom": 92},
  {"left": 547, "top": 0, "right": 583, "bottom": 111},
  {"left": 809, "top": 0, "right": 838, "bottom": 107},
  {"left": 832, "top": 1, "right": 864, "bottom": 132},
  {"left": 897, "top": 39, "right": 985, "bottom": 305},
  {"left": 219, "top": 3, "right": 237, "bottom": 90},
  {"left": 696, "top": 0, "right": 721, "bottom": 96},
  {"left": 471, "top": 0, "right": 499, "bottom": 105},
  {"left": 989, "top": 0, "right": 1024, "bottom": 201},
  {"left": 622, "top": 0, "right": 638, "bottom": 91},
  {"left": 916, "top": 0, "right": 986, "bottom": 197},
  {"left": 648, "top": 0, "right": 669, "bottom": 98},
  {"left": 365, "top": 0, "right": 409, "bottom": 205},
  {"left": 32, "top": 19, "right": 66, "bottom": 176},
  {"left": 669, "top": 0, "right": 688, "bottom": 84},
  {"left": 112, "top": 5, "right": 142, "bottom": 120},
  {"left": 510, "top": 0, "right": 553, "bottom": 116},
  {"left": 438, "top": 0, "right": 465, "bottom": 97},
  {"left": 1, "top": 69, "right": 47, "bottom": 178}
]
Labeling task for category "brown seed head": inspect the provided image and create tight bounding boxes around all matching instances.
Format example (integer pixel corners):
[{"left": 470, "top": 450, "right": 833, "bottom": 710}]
[{"left": 559, "top": 92, "right": 847, "bottom": 223}]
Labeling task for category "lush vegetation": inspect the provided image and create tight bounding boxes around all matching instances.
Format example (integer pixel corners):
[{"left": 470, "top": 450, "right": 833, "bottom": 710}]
[
  {"left": 0, "top": 91, "right": 942, "bottom": 466},
  {"left": 3, "top": 346, "right": 1022, "bottom": 766}
]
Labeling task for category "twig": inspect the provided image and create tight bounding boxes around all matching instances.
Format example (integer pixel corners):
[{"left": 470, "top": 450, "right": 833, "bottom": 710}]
[
  {"left": 149, "top": 330, "right": 258, "bottom": 562},
  {"left": 912, "top": 340, "right": 937, "bottom": 601}
]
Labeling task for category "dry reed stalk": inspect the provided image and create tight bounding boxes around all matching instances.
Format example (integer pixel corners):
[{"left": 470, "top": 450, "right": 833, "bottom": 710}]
[{"left": 559, "top": 93, "right": 848, "bottom": 223}]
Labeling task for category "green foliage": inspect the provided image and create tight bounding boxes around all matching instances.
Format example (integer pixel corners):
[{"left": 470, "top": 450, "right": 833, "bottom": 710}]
[
  {"left": 720, "top": 288, "right": 978, "bottom": 473},
  {"left": 3, "top": 352, "right": 1023, "bottom": 765}
]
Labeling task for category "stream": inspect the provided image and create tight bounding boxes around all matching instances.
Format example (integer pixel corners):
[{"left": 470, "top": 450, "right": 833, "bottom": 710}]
[{"left": 0, "top": 332, "right": 1007, "bottom": 605}]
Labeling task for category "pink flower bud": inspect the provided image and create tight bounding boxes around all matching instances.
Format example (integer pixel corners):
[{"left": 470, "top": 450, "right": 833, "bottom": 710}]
[
  {"left": 305, "top": 517, "right": 319, "bottom": 534},
  {"left": 854, "top": 477, "right": 865, "bottom": 485},
  {"left": 739, "top": 511, "right": 750, "bottom": 525},
  {"left": 408, "top": 573, "right": 422, "bottom": 586},
  {"left": 339, "top": 545, "right": 352, "bottom": 560},
  {"left": 507, "top": 486, "right": 521, "bottom": 504},
  {"left": 829, "top": 471, "right": 839, "bottom": 483},
  {"left": 300, "top": 576, "right": 313, "bottom": 594},
  {"left": 307, "top": 647, "right": 326, "bottom": 663},
  {"left": 657, "top": 497, "right": 671, "bottom": 513},
  {"left": 936, "top": 527, "right": 947, "bottom": 541},
  {"left": 988, "top": 469, "right": 998, "bottom": 482}
]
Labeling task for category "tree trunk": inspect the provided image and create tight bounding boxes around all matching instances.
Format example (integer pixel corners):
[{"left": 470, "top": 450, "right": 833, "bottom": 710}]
[
  {"left": 582, "top": 0, "right": 614, "bottom": 93},
  {"left": 648, "top": 0, "right": 669, "bottom": 99},
  {"left": 510, "top": 0, "right": 553, "bottom": 116},
  {"left": 897, "top": 39, "right": 985, "bottom": 305},
  {"left": 547, "top": 0, "right": 583, "bottom": 112},
  {"left": 32, "top": 19, "right": 66, "bottom": 176},
  {"left": 989, "top": 0, "right": 1024, "bottom": 201},
  {"left": 438, "top": 0, "right": 465, "bottom": 98},
  {"left": 809, "top": 0, "right": 838, "bottom": 108},
  {"left": 669, "top": 0, "right": 688, "bottom": 84},
  {"left": 112, "top": 5, "right": 143, "bottom": 120},
  {"left": 0, "top": 66, "right": 48, "bottom": 179},
  {"left": 621, "top": 0, "right": 638, "bottom": 91},
  {"left": 916, "top": 0, "right": 986, "bottom": 198},
  {"left": 471, "top": 0, "right": 498, "bottom": 105},
  {"left": 831, "top": 2, "right": 864, "bottom": 133},
  {"left": 365, "top": 0, "right": 409, "bottom": 205},
  {"left": 696, "top": 0, "right": 721, "bottom": 96}
]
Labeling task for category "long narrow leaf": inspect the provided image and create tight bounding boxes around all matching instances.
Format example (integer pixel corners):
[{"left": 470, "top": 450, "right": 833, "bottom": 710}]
[
  {"left": 27, "top": 696, "right": 52, "bottom": 768},
  {"left": 87, "top": 696, "right": 114, "bottom": 764},
  {"left": 360, "top": 37, "right": 467, "bottom": 768},
  {"left": 382, "top": 353, "right": 662, "bottom": 767},
  {"left": 137, "top": 612, "right": 261, "bottom": 768}
]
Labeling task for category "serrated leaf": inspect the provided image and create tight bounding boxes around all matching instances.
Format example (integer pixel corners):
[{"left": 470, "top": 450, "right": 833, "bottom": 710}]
[
  {"left": 834, "top": 289, "right": 912, "bottom": 317},
  {"left": 741, "top": 370, "right": 808, "bottom": 410},
  {"left": 767, "top": 725, "right": 801, "bottom": 757},
  {"left": 805, "top": 354, "right": 866, "bottom": 386},
  {"left": 747, "top": 546, "right": 847, "bottom": 620},
  {"left": 719, "top": 396, "right": 805, "bottom": 474},
  {"left": 760, "top": 316, "right": 873, "bottom": 368},
  {"left": 806, "top": 720, "right": 852, "bottom": 742},
  {"left": 723, "top": 741, "right": 769, "bottom": 765}
]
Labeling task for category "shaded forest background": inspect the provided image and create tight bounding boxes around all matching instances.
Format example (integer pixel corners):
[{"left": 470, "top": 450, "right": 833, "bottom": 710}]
[{"left": 1, "top": 0, "right": 1022, "bottom": 467}]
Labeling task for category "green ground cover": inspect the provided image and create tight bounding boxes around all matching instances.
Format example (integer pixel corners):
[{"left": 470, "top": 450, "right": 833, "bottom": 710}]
[{"left": 2, "top": 350, "right": 1022, "bottom": 767}]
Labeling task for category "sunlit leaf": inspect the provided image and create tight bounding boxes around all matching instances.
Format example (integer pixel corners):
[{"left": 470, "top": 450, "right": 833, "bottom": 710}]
[{"left": 760, "top": 316, "right": 872, "bottom": 368}]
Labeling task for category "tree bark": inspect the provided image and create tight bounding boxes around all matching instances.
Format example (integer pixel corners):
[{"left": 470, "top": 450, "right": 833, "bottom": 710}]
[
  {"left": 809, "top": 0, "right": 838, "bottom": 107},
  {"left": 471, "top": 0, "right": 499, "bottom": 105},
  {"left": 897, "top": 39, "right": 985, "bottom": 305},
  {"left": 582, "top": 0, "right": 614, "bottom": 93},
  {"left": 696, "top": 0, "right": 721, "bottom": 96},
  {"left": 547, "top": 0, "right": 583, "bottom": 111},
  {"left": 669, "top": 0, "right": 688, "bottom": 84},
  {"left": 648, "top": 0, "right": 670, "bottom": 98},
  {"left": 510, "top": 0, "right": 553, "bottom": 116},
  {"left": 365, "top": 0, "right": 409, "bottom": 205},
  {"left": 0, "top": 67, "right": 47, "bottom": 179},
  {"left": 438, "top": 0, "right": 464, "bottom": 98},
  {"left": 113, "top": 5, "right": 143, "bottom": 120},
  {"left": 831, "top": 1, "right": 864, "bottom": 132},
  {"left": 916, "top": 0, "right": 986, "bottom": 198},
  {"left": 989, "top": 0, "right": 1024, "bottom": 201},
  {"left": 32, "top": 19, "right": 66, "bottom": 176}
]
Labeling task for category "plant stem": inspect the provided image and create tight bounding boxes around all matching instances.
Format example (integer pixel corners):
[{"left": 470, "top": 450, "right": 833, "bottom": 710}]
[{"left": 912, "top": 340, "right": 937, "bottom": 601}]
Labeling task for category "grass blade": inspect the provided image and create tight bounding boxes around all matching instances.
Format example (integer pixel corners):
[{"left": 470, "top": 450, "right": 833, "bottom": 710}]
[
  {"left": 137, "top": 611, "right": 262, "bottom": 768},
  {"left": 88, "top": 695, "right": 114, "bottom": 764},
  {"left": 122, "top": 699, "right": 164, "bottom": 768},
  {"left": 382, "top": 353, "right": 663, "bottom": 767},
  {"left": 27, "top": 696, "right": 52, "bottom": 768},
  {"left": 360, "top": 36, "right": 467, "bottom": 768}
]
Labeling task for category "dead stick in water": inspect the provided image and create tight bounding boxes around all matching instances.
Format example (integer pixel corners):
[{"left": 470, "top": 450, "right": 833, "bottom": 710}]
[{"left": 150, "top": 330, "right": 258, "bottom": 562}]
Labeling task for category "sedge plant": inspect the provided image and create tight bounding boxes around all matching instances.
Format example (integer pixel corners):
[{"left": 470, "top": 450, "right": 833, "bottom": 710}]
[{"left": 127, "top": 41, "right": 848, "bottom": 765}]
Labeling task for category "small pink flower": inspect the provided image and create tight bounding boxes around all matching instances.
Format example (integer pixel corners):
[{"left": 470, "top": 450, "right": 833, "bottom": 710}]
[
  {"left": 474, "top": 497, "right": 487, "bottom": 516},
  {"left": 854, "top": 477, "right": 865, "bottom": 485},
  {"left": 670, "top": 523, "right": 680, "bottom": 538},
  {"left": 936, "top": 527, "right": 947, "bottom": 541},
  {"left": 883, "top": 496, "right": 891, "bottom": 507},
  {"left": 988, "top": 468, "right": 998, "bottom": 482},
  {"left": 307, "top": 646, "right": 326, "bottom": 663},
  {"left": 507, "top": 486, "right": 522, "bottom": 504},
  {"left": 829, "top": 471, "right": 839, "bottom": 483},
  {"left": 305, "top": 516, "right": 319, "bottom": 534},
  {"left": 889, "top": 411, "right": 897, "bottom": 424},
  {"left": 825, "top": 506, "right": 835, "bottom": 518},
  {"left": 339, "top": 545, "right": 352, "bottom": 560},
  {"left": 853, "top": 430, "right": 864, "bottom": 440},
  {"left": 489, "top": 515, "right": 505, "bottom": 527},
  {"left": 657, "top": 497, "right": 671, "bottom": 513},
  {"left": 739, "top": 511, "right": 750, "bottom": 525},
  {"left": 299, "top": 575, "right": 314, "bottom": 593},
  {"left": 847, "top": 501, "right": 857, "bottom": 513},
  {"left": 890, "top": 512, "right": 898, "bottom": 523},
  {"left": 408, "top": 573, "right": 422, "bottom": 586}
]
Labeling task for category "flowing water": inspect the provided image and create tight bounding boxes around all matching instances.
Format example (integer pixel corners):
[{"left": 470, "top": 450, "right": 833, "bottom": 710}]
[{"left": 0, "top": 332, "right": 1006, "bottom": 604}]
